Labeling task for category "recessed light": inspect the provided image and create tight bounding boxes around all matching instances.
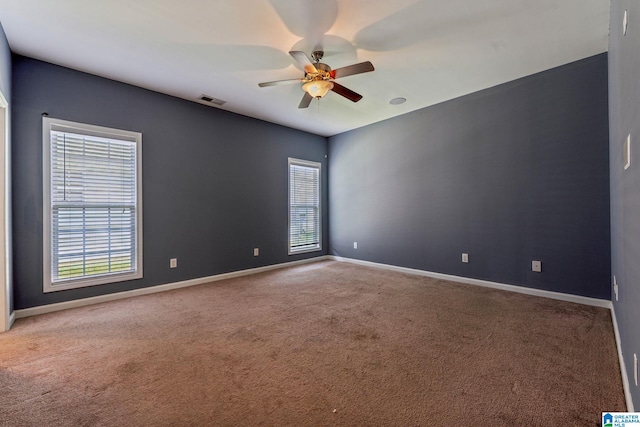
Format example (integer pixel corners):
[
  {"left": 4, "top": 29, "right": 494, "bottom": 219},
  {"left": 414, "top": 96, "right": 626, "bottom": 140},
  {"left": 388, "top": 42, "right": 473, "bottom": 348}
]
[{"left": 389, "top": 97, "right": 406, "bottom": 105}]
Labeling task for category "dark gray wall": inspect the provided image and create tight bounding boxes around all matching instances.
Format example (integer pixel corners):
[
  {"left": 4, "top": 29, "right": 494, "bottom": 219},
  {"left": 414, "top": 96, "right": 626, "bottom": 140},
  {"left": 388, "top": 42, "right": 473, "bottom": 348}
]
[
  {"left": 609, "top": 0, "right": 640, "bottom": 409},
  {"left": 0, "top": 21, "right": 11, "bottom": 314},
  {"left": 12, "top": 55, "right": 327, "bottom": 310},
  {"left": 329, "top": 54, "right": 610, "bottom": 299}
]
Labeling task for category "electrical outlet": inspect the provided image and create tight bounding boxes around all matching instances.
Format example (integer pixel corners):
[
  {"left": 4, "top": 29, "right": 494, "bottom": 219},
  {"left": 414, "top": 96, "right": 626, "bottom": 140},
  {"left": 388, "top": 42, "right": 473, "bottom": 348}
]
[
  {"left": 253, "top": 248, "right": 259, "bottom": 257},
  {"left": 532, "top": 260, "right": 542, "bottom": 273},
  {"left": 461, "top": 253, "right": 469, "bottom": 263},
  {"left": 613, "top": 275, "right": 619, "bottom": 301},
  {"left": 170, "top": 258, "right": 177, "bottom": 268},
  {"left": 635, "top": 353, "right": 638, "bottom": 386},
  {"left": 353, "top": 242, "right": 358, "bottom": 249}
]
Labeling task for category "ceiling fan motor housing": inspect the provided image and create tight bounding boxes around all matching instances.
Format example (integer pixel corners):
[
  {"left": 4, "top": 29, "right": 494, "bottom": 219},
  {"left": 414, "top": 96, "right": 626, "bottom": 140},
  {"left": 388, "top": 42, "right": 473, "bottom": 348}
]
[{"left": 307, "top": 62, "right": 332, "bottom": 81}]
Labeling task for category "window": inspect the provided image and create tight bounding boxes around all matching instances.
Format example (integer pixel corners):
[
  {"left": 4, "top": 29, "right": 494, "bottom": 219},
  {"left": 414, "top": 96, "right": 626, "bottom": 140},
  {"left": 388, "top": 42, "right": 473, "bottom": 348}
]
[
  {"left": 43, "top": 117, "right": 142, "bottom": 292},
  {"left": 288, "top": 158, "right": 321, "bottom": 254}
]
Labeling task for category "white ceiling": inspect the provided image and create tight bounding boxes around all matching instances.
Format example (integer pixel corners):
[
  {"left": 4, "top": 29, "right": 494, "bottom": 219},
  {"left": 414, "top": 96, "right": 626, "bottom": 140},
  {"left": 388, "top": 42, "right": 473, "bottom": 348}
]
[{"left": 0, "top": 0, "right": 611, "bottom": 137}]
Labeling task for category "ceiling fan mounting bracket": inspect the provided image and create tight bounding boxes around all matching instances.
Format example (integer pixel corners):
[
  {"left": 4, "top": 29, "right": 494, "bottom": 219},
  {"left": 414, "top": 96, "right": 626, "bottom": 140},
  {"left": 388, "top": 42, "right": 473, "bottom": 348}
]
[{"left": 311, "top": 50, "right": 324, "bottom": 62}]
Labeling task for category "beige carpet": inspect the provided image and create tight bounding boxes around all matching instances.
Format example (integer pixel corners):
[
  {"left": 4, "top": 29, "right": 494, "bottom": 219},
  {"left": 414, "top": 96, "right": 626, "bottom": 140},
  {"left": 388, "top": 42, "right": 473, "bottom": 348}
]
[{"left": 0, "top": 260, "right": 625, "bottom": 426}]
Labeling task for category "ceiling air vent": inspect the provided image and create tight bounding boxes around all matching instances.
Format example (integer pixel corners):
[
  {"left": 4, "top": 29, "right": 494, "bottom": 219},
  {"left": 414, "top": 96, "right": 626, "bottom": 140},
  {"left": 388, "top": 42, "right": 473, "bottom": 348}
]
[{"left": 199, "top": 95, "right": 227, "bottom": 106}]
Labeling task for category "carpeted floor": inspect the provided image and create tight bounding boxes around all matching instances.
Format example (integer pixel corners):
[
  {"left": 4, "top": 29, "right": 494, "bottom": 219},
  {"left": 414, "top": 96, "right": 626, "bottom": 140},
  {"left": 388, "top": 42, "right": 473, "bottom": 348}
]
[{"left": 0, "top": 260, "right": 626, "bottom": 426}]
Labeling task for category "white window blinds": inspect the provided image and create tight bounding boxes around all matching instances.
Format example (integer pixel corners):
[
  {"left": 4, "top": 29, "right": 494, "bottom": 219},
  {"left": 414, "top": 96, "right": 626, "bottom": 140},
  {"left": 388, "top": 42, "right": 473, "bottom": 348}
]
[
  {"left": 289, "top": 158, "right": 321, "bottom": 254},
  {"left": 43, "top": 118, "right": 142, "bottom": 292}
]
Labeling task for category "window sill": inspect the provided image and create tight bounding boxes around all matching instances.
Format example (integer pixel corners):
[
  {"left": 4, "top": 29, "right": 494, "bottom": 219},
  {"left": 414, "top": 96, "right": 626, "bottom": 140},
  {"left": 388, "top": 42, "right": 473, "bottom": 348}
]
[
  {"left": 288, "top": 246, "right": 322, "bottom": 256},
  {"left": 44, "top": 270, "right": 142, "bottom": 293}
]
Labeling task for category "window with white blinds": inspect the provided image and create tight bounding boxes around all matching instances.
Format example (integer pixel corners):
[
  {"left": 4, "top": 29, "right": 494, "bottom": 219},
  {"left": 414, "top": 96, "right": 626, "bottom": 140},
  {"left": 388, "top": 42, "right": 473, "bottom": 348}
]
[
  {"left": 43, "top": 117, "right": 142, "bottom": 292},
  {"left": 288, "top": 158, "right": 321, "bottom": 254}
]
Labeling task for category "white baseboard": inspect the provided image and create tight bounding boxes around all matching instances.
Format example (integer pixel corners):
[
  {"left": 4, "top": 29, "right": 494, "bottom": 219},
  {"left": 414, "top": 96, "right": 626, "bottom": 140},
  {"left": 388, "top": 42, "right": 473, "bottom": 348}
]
[
  {"left": 329, "top": 256, "right": 611, "bottom": 308},
  {"left": 14, "top": 255, "right": 331, "bottom": 319},
  {"left": 17, "top": 254, "right": 609, "bottom": 318},
  {"left": 9, "top": 310, "right": 15, "bottom": 328},
  {"left": 611, "top": 304, "right": 634, "bottom": 412}
]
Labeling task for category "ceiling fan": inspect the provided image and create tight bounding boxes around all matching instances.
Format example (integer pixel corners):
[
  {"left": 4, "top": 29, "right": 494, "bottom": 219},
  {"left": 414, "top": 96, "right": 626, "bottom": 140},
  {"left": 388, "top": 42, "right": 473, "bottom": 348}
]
[{"left": 258, "top": 50, "right": 375, "bottom": 108}]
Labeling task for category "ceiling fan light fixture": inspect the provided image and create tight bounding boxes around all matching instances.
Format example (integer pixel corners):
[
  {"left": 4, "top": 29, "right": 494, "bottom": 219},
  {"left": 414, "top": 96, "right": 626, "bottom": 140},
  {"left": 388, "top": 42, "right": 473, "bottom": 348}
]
[{"left": 303, "top": 80, "right": 334, "bottom": 98}]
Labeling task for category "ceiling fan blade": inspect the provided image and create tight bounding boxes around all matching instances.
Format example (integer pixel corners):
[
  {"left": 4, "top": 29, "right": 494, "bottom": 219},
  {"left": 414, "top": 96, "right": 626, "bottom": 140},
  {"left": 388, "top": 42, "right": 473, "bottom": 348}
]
[
  {"left": 298, "top": 92, "right": 313, "bottom": 109},
  {"left": 331, "top": 83, "right": 363, "bottom": 102},
  {"left": 330, "top": 61, "right": 375, "bottom": 79},
  {"left": 289, "top": 51, "right": 318, "bottom": 74},
  {"left": 258, "top": 78, "right": 303, "bottom": 87}
]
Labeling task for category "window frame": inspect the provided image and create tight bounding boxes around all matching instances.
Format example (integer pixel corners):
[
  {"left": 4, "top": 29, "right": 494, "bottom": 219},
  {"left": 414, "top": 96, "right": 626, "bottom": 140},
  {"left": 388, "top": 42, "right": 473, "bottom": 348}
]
[
  {"left": 288, "top": 157, "right": 322, "bottom": 255},
  {"left": 42, "top": 117, "right": 143, "bottom": 293}
]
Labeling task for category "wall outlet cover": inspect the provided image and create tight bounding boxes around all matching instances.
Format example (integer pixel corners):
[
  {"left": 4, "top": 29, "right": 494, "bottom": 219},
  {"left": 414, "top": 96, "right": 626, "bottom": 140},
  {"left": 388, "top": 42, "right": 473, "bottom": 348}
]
[
  {"left": 461, "top": 253, "right": 469, "bottom": 263},
  {"left": 170, "top": 258, "right": 177, "bottom": 268},
  {"left": 532, "top": 260, "right": 542, "bottom": 272}
]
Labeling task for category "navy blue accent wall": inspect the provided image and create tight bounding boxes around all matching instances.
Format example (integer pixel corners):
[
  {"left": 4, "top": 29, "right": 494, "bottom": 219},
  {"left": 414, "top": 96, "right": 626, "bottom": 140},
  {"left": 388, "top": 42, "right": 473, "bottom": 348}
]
[
  {"left": 329, "top": 54, "right": 610, "bottom": 299},
  {"left": 12, "top": 55, "right": 327, "bottom": 309},
  {"left": 609, "top": 0, "right": 640, "bottom": 409}
]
